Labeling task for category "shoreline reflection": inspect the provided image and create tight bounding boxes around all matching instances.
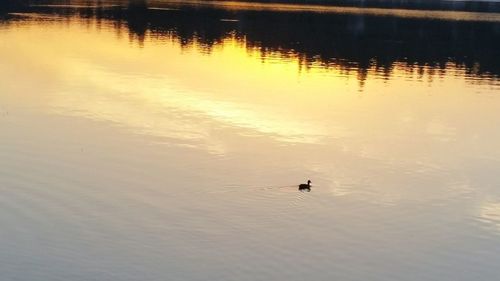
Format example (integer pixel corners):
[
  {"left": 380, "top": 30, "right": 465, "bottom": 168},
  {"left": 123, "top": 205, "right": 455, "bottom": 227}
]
[{"left": 1, "top": 0, "right": 499, "bottom": 83}]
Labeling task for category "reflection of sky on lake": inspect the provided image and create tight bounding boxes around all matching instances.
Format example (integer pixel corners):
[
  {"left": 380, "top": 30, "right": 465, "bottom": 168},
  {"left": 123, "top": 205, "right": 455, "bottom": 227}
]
[
  {"left": 1, "top": 3, "right": 500, "bottom": 281},
  {"left": 2, "top": 11, "right": 499, "bottom": 196}
]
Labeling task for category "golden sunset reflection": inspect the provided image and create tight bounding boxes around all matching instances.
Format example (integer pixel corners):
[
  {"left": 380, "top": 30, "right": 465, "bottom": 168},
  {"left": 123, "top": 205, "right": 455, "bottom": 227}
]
[
  {"left": 0, "top": 13, "right": 499, "bottom": 199},
  {"left": 2, "top": 18, "right": 499, "bottom": 151}
]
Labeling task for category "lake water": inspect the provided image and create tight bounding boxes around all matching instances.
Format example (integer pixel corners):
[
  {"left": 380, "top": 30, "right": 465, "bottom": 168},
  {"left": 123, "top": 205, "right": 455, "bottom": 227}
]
[{"left": 1, "top": 1, "right": 500, "bottom": 280}]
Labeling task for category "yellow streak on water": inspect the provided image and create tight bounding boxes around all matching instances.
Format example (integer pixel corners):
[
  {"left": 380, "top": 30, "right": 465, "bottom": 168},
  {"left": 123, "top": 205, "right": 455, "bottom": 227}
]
[
  {"left": 156, "top": 0, "right": 500, "bottom": 22},
  {"left": 1, "top": 19, "right": 499, "bottom": 157}
]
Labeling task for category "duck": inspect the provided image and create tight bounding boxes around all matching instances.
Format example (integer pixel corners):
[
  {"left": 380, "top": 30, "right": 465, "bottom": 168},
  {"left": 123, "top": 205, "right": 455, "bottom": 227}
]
[{"left": 299, "top": 180, "right": 311, "bottom": 190}]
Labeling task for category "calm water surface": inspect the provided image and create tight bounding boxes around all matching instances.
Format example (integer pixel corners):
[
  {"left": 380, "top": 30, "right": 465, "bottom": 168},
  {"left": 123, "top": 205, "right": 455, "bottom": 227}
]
[{"left": 1, "top": 1, "right": 500, "bottom": 280}]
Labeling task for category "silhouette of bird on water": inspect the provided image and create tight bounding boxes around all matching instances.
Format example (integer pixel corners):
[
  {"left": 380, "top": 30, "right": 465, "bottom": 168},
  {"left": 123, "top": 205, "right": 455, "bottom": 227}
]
[{"left": 299, "top": 180, "right": 311, "bottom": 192}]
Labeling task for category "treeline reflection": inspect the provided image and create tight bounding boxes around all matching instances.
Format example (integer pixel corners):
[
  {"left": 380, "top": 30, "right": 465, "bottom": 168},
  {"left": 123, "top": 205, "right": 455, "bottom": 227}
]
[{"left": 5, "top": 1, "right": 500, "bottom": 80}]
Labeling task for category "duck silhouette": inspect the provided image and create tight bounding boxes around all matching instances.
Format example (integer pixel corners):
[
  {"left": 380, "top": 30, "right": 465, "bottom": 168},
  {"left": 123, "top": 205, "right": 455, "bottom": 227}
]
[{"left": 298, "top": 180, "right": 311, "bottom": 191}]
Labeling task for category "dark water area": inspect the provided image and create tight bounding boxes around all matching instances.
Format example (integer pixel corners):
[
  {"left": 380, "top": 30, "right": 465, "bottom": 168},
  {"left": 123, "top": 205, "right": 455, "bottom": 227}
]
[
  {"left": 4, "top": 0, "right": 500, "bottom": 82},
  {"left": 0, "top": 1, "right": 24, "bottom": 12}
]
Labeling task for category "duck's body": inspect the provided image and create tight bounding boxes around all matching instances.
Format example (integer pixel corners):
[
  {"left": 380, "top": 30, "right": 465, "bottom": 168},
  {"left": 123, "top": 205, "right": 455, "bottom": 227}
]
[{"left": 298, "top": 180, "right": 311, "bottom": 190}]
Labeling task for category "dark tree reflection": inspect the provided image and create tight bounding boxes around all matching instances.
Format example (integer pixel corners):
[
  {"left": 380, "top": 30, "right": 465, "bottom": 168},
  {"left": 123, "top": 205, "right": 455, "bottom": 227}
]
[{"left": 2, "top": 0, "right": 500, "bottom": 81}]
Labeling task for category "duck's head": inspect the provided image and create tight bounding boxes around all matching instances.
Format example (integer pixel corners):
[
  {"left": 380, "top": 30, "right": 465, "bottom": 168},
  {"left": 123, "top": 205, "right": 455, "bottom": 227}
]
[{"left": 307, "top": 180, "right": 311, "bottom": 185}]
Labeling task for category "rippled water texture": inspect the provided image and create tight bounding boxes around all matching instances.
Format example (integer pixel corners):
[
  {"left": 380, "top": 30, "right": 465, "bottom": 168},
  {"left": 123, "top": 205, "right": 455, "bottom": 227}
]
[{"left": 1, "top": 1, "right": 500, "bottom": 280}]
